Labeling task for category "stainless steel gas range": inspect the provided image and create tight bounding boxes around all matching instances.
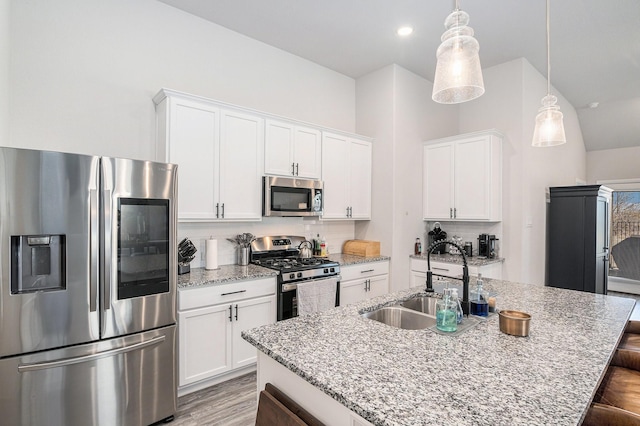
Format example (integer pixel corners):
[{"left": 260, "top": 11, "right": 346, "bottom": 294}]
[{"left": 251, "top": 236, "right": 340, "bottom": 321}]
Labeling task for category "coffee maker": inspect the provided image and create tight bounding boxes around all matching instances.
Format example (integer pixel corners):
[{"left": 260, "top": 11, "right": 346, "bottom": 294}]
[
  {"left": 478, "top": 234, "right": 498, "bottom": 258},
  {"left": 427, "top": 222, "right": 447, "bottom": 254}
]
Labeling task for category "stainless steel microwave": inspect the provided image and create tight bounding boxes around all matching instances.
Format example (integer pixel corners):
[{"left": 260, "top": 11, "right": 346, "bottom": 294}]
[{"left": 263, "top": 176, "right": 323, "bottom": 217}]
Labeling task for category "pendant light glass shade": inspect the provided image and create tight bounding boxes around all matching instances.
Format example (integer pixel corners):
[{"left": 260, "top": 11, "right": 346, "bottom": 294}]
[
  {"left": 432, "top": 9, "right": 485, "bottom": 104},
  {"left": 532, "top": 0, "right": 566, "bottom": 147},
  {"left": 532, "top": 94, "right": 566, "bottom": 146}
]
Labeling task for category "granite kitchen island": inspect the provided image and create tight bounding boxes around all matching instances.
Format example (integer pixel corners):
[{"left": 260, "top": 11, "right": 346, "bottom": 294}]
[{"left": 242, "top": 278, "right": 636, "bottom": 425}]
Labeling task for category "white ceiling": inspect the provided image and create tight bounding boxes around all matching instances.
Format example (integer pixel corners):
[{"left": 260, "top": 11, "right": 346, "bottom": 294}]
[{"left": 158, "top": 0, "right": 640, "bottom": 152}]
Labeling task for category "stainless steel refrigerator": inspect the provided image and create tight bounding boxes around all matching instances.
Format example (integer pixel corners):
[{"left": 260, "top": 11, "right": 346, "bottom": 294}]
[{"left": 0, "top": 147, "right": 178, "bottom": 426}]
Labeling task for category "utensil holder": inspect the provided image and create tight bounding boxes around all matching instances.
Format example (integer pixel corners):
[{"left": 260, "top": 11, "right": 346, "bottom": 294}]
[{"left": 237, "top": 247, "right": 250, "bottom": 266}]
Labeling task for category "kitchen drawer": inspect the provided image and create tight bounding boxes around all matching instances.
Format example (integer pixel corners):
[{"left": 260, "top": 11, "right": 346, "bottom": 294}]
[
  {"left": 179, "top": 277, "right": 276, "bottom": 311},
  {"left": 340, "top": 260, "right": 389, "bottom": 281},
  {"left": 410, "top": 258, "right": 463, "bottom": 278}
]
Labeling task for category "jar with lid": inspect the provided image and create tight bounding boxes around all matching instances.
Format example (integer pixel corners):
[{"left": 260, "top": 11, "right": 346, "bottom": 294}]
[
  {"left": 436, "top": 288, "right": 458, "bottom": 332},
  {"left": 414, "top": 238, "right": 422, "bottom": 255},
  {"left": 470, "top": 274, "right": 489, "bottom": 317}
]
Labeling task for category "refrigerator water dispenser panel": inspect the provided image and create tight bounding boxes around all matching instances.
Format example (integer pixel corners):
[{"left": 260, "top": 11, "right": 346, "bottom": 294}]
[{"left": 10, "top": 235, "right": 66, "bottom": 294}]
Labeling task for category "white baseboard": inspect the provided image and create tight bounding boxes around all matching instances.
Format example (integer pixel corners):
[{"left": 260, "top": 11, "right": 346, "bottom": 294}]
[{"left": 609, "top": 276, "right": 640, "bottom": 295}]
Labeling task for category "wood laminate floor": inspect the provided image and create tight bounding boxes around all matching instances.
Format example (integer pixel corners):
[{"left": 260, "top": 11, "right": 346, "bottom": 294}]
[{"left": 170, "top": 372, "right": 257, "bottom": 426}]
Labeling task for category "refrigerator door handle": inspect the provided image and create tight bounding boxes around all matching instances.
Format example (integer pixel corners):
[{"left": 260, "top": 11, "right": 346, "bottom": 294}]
[
  {"left": 103, "top": 189, "right": 112, "bottom": 311},
  {"left": 17, "top": 335, "right": 166, "bottom": 373},
  {"left": 90, "top": 189, "right": 99, "bottom": 312}
]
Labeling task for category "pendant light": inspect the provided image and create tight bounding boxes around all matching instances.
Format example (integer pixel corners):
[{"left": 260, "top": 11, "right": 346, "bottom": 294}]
[
  {"left": 532, "top": 0, "right": 566, "bottom": 147},
  {"left": 432, "top": 0, "right": 484, "bottom": 104}
]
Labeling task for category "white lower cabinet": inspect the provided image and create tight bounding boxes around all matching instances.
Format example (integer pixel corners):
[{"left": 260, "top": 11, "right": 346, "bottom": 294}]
[
  {"left": 178, "top": 277, "right": 276, "bottom": 392},
  {"left": 339, "top": 261, "right": 389, "bottom": 306}
]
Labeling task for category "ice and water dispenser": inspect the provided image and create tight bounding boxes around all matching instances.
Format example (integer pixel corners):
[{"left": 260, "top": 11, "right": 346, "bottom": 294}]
[{"left": 10, "top": 235, "right": 66, "bottom": 294}]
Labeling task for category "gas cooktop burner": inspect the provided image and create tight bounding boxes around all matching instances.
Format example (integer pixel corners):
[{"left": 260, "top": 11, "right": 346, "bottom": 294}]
[{"left": 254, "top": 257, "right": 333, "bottom": 270}]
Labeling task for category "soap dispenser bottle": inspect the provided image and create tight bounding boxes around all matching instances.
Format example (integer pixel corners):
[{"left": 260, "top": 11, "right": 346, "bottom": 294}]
[
  {"left": 436, "top": 288, "right": 458, "bottom": 332},
  {"left": 470, "top": 274, "right": 489, "bottom": 317}
]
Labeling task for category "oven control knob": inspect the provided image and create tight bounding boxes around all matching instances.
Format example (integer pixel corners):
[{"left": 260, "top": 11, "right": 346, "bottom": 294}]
[
  {"left": 324, "top": 268, "right": 329, "bottom": 274},
  {"left": 289, "top": 273, "right": 295, "bottom": 279},
  {"left": 330, "top": 267, "right": 335, "bottom": 273},
  {"left": 297, "top": 272, "right": 302, "bottom": 278}
]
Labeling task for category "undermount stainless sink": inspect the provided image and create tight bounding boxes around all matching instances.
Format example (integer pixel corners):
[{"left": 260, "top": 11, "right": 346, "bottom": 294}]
[
  {"left": 400, "top": 296, "right": 438, "bottom": 315},
  {"left": 361, "top": 306, "right": 436, "bottom": 330},
  {"left": 362, "top": 295, "right": 484, "bottom": 335}
]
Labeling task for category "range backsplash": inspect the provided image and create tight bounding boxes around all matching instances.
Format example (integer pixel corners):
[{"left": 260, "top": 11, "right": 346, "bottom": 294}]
[{"left": 178, "top": 217, "right": 355, "bottom": 268}]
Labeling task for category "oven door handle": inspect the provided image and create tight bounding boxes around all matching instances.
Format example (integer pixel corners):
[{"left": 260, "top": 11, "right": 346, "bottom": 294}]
[{"left": 281, "top": 275, "right": 341, "bottom": 292}]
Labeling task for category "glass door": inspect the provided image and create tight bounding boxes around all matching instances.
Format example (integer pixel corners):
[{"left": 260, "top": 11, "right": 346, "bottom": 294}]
[
  {"left": 609, "top": 190, "right": 640, "bottom": 291},
  {"left": 118, "top": 199, "right": 170, "bottom": 299}
]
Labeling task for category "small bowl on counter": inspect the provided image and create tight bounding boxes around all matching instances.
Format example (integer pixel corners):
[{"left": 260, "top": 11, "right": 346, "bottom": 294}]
[{"left": 498, "top": 310, "right": 531, "bottom": 337}]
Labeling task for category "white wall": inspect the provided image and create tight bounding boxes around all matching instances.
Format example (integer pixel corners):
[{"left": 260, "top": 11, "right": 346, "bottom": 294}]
[
  {"left": 9, "top": 0, "right": 358, "bottom": 266},
  {"left": 354, "top": 65, "right": 395, "bottom": 260},
  {"left": 587, "top": 146, "right": 640, "bottom": 183},
  {"left": 356, "top": 64, "right": 457, "bottom": 291},
  {"left": 459, "top": 58, "right": 586, "bottom": 284},
  {"left": 0, "top": 0, "right": 9, "bottom": 143},
  {"left": 9, "top": 0, "right": 355, "bottom": 160}
]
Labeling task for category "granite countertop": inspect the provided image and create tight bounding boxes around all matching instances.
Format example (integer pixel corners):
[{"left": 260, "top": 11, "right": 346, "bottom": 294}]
[
  {"left": 242, "top": 279, "right": 635, "bottom": 425},
  {"left": 177, "top": 265, "right": 277, "bottom": 289},
  {"left": 328, "top": 253, "right": 391, "bottom": 266},
  {"left": 411, "top": 253, "right": 504, "bottom": 267}
]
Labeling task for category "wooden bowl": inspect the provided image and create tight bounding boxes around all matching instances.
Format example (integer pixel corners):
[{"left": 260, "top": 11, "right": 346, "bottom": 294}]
[{"left": 499, "top": 310, "right": 531, "bottom": 337}]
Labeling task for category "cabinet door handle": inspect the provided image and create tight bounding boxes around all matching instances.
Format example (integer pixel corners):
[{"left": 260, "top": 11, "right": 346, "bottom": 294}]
[
  {"left": 292, "top": 162, "right": 295, "bottom": 175},
  {"left": 235, "top": 304, "right": 239, "bottom": 321},
  {"left": 368, "top": 279, "right": 371, "bottom": 291},
  {"left": 221, "top": 203, "right": 225, "bottom": 218},
  {"left": 221, "top": 289, "right": 247, "bottom": 296},
  {"left": 295, "top": 163, "right": 299, "bottom": 176},
  {"left": 363, "top": 279, "right": 368, "bottom": 291},
  {"left": 361, "top": 269, "right": 374, "bottom": 273},
  {"left": 346, "top": 207, "right": 350, "bottom": 217},
  {"left": 216, "top": 203, "right": 220, "bottom": 218},
  {"left": 454, "top": 207, "right": 457, "bottom": 218},
  {"left": 228, "top": 305, "right": 233, "bottom": 322},
  {"left": 450, "top": 208, "right": 453, "bottom": 218}
]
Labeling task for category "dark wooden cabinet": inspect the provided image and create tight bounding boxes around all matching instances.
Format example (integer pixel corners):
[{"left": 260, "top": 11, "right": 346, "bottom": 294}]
[{"left": 547, "top": 185, "right": 612, "bottom": 294}]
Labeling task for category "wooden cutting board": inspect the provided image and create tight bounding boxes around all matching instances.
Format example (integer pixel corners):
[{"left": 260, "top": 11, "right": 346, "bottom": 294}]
[{"left": 342, "top": 240, "right": 380, "bottom": 257}]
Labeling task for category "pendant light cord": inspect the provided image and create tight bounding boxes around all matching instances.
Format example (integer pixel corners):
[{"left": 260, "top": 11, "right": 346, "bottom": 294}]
[{"left": 546, "top": 0, "right": 551, "bottom": 95}]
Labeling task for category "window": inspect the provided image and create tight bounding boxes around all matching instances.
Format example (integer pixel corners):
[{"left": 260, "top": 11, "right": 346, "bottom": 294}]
[{"left": 610, "top": 190, "right": 640, "bottom": 282}]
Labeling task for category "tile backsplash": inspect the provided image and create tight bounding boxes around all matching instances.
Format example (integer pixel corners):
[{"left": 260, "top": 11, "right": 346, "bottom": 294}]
[
  {"left": 423, "top": 221, "right": 503, "bottom": 257},
  {"left": 179, "top": 217, "right": 355, "bottom": 268}
]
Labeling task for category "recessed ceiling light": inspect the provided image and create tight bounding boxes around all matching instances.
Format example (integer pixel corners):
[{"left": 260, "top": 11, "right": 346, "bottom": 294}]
[
  {"left": 588, "top": 102, "right": 599, "bottom": 109},
  {"left": 397, "top": 26, "right": 414, "bottom": 37}
]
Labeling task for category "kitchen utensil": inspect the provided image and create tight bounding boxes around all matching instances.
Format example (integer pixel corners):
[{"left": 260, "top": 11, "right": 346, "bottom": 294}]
[
  {"left": 227, "top": 233, "right": 255, "bottom": 248},
  {"left": 499, "top": 310, "right": 531, "bottom": 337},
  {"left": 298, "top": 241, "right": 313, "bottom": 258}
]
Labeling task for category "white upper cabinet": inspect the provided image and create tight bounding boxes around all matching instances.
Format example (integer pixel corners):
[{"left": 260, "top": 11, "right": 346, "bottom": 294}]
[
  {"left": 265, "top": 119, "right": 321, "bottom": 179},
  {"left": 322, "top": 132, "right": 372, "bottom": 220},
  {"left": 154, "top": 89, "right": 263, "bottom": 222},
  {"left": 423, "top": 130, "right": 502, "bottom": 222},
  {"left": 219, "top": 110, "right": 264, "bottom": 220}
]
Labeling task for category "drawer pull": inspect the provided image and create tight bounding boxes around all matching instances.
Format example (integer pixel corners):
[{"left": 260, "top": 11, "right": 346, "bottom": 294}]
[
  {"left": 221, "top": 290, "right": 247, "bottom": 296},
  {"left": 360, "top": 269, "right": 375, "bottom": 273},
  {"left": 432, "top": 267, "right": 449, "bottom": 272}
]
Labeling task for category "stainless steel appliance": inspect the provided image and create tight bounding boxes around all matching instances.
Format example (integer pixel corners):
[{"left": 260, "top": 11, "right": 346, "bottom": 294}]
[
  {"left": 263, "top": 176, "right": 323, "bottom": 217},
  {"left": 0, "top": 147, "right": 178, "bottom": 426},
  {"left": 250, "top": 236, "right": 340, "bottom": 321}
]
